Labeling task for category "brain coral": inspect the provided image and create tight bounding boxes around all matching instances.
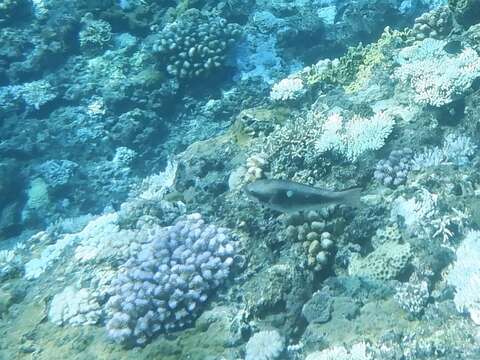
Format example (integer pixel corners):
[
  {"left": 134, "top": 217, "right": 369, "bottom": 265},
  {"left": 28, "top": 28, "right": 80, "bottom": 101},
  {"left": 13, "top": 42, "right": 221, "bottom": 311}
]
[{"left": 349, "top": 242, "right": 411, "bottom": 281}]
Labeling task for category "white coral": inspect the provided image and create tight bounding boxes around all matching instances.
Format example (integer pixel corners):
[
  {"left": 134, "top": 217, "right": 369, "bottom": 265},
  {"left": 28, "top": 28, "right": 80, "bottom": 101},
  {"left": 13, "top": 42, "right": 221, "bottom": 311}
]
[
  {"left": 270, "top": 77, "right": 305, "bottom": 101},
  {"left": 48, "top": 286, "right": 101, "bottom": 326},
  {"left": 137, "top": 159, "right": 178, "bottom": 201},
  {"left": 17, "top": 80, "right": 57, "bottom": 110},
  {"left": 342, "top": 112, "right": 394, "bottom": 161},
  {"left": 394, "top": 39, "right": 480, "bottom": 107},
  {"left": 412, "top": 133, "right": 476, "bottom": 169},
  {"left": 24, "top": 212, "right": 141, "bottom": 279},
  {"left": 315, "top": 111, "right": 394, "bottom": 161},
  {"left": 442, "top": 133, "right": 477, "bottom": 166},
  {"left": 306, "top": 342, "right": 372, "bottom": 360},
  {"left": 245, "top": 330, "right": 285, "bottom": 360},
  {"left": 315, "top": 113, "right": 344, "bottom": 154},
  {"left": 73, "top": 212, "right": 146, "bottom": 263},
  {"left": 390, "top": 189, "right": 437, "bottom": 234},
  {"left": 447, "top": 230, "right": 480, "bottom": 324}
]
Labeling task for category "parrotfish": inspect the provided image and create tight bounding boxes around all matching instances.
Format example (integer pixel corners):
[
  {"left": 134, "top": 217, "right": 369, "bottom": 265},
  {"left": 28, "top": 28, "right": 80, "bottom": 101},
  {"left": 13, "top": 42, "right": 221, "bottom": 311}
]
[{"left": 244, "top": 179, "right": 362, "bottom": 213}]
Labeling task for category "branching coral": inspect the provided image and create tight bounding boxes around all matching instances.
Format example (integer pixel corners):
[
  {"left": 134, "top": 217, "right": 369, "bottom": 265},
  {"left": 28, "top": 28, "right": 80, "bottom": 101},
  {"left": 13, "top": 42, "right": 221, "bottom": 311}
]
[
  {"left": 315, "top": 111, "right": 394, "bottom": 162},
  {"left": 394, "top": 38, "right": 480, "bottom": 107},
  {"left": 106, "top": 213, "right": 236, "bottom": 346}
]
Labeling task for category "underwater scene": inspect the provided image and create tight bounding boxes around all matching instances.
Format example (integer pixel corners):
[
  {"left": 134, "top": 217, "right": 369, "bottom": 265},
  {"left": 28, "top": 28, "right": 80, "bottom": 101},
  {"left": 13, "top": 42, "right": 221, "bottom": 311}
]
[{"left": 2, "top": 0, "right": 480, "bottom": 359}]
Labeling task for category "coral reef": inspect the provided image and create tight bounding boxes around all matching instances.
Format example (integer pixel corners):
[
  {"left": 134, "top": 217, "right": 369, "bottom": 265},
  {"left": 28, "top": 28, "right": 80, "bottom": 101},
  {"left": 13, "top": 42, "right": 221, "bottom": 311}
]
[
  {"left": 2, "top": 0, "right": 480, "bottom": 359},
  {"left": 315, "top": 111, "right": 394, "bottom": 162},
  {"left": 36, "top": 159, "right": 78, "bottom": 189},
  {"left": 394, "top": 278, "right": 429, "bottom": 316},
  {"left": 302, "top": 287, "right": 333, "bottom": 324},
  {"left": 270, "top": 77, "right": 305, "bottom": 101},
  {"left": 306, "top": 342, "right": 372, "bottom": 360},
  {"left": 78, "top": 13, "right": 113, "bottom": 55},
  {"left": 48, "top": 286, "right": 102, "bottom": 326}
]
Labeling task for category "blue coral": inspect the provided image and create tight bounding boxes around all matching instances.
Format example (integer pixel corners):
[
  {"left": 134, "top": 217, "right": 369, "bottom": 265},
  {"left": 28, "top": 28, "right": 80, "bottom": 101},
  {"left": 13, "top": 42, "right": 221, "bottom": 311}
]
[{"left": 105, "top": 213, "right": 236, "bottom": 346}]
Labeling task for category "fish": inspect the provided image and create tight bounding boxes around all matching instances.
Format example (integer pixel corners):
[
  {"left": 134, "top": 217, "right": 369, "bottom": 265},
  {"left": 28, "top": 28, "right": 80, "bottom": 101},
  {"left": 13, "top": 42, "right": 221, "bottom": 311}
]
[{"left": 244, "top": 179, "right": 362, "bottom": 213}]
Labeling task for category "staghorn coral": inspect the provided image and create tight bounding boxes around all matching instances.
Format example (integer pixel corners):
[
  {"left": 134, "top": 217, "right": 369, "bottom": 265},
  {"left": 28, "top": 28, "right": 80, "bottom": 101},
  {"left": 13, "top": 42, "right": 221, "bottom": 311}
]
[
  {"left": 412, "top": 133, "right": 476, "bottom": 169},
  {"left": 261, "top": 113, "right": 324, "bottom": 175}
]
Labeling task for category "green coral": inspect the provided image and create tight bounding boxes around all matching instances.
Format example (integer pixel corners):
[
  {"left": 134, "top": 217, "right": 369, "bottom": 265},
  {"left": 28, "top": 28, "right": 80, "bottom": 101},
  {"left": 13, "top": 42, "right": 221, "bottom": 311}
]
[
  {"left": 345, "top": 28, "right": 409, "bottom": 93},
  {"left": 317, "top": 27, "right": 409, "bottom": 93},
  {"left": 319, "top": 44, "right": 367, "bottom": 88}
]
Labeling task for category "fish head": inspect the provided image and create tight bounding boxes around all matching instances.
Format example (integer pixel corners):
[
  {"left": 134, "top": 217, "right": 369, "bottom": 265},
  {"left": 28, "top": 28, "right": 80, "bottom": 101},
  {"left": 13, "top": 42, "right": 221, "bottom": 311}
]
[{"left": 244, "top": 180, "right": 272, "bottom": 203}]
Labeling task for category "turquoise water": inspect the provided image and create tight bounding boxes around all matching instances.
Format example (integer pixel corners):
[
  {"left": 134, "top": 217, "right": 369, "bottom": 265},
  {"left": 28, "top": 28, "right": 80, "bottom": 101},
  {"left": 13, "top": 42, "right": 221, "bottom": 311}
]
[{"left": 1, "top": 0, "right": 480, "bottom": 359}]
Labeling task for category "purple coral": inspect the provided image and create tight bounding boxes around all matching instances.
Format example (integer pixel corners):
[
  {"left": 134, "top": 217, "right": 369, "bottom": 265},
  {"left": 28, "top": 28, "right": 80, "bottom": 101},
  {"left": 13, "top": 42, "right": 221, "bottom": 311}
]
[
  {"left": 105, "top": 213, "right": 236, "bottom": 346},
  {"left": 374, "top": 148, "right": 413, "bottom": 187}
]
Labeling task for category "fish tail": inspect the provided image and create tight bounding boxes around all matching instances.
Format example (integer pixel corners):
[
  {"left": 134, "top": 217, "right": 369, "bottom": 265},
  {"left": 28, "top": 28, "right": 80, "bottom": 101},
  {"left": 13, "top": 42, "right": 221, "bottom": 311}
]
[{"left": 339, "top": 187, "right": 362, "bottom": 208}]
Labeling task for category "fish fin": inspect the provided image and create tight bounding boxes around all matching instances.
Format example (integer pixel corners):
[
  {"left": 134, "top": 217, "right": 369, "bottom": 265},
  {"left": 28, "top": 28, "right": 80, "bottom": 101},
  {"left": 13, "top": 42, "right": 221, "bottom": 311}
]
[{"left": 340, "top": 187, "right": 362, "bottom": 208}]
